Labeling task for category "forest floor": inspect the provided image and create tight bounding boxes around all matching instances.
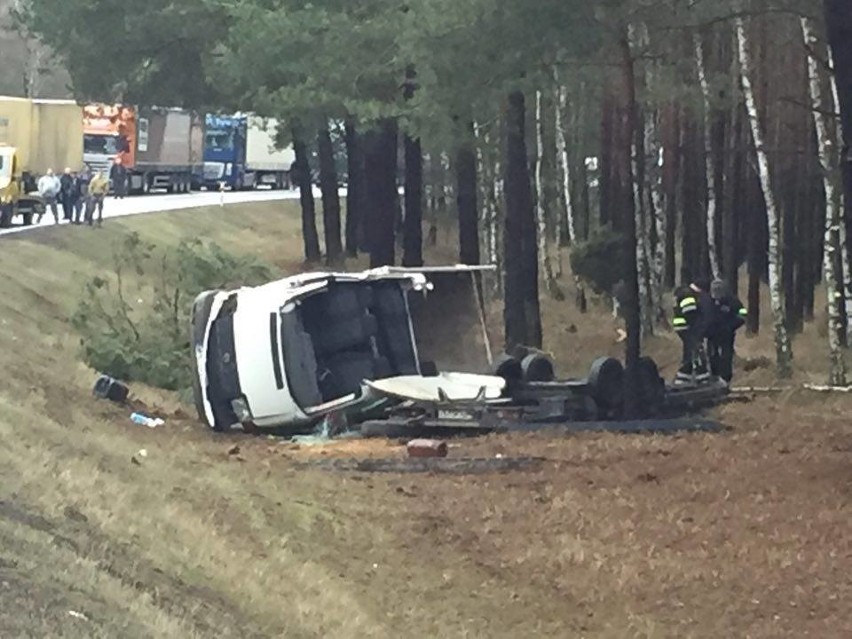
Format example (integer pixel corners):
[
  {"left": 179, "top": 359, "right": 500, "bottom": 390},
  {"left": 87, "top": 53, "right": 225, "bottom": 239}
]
[{"left": 0, "top": 200, "right": 850, "bottom": 638}]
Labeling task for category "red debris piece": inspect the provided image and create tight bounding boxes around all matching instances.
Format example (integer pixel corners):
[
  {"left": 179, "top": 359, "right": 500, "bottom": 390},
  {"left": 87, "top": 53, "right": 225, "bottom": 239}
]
[{"left": 406, "top": 439, "right": 448, "bottom": 458}]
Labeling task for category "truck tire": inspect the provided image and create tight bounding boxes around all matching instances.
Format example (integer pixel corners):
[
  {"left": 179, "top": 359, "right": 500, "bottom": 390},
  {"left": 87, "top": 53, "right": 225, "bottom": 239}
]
[
  {"left": 520, "top": 353, "right": 556, "bottom": 383},
  {"left": 494, "top": 354, "right": 523, "bottom": 389},
  {"left": 22, "top": 212, "right": 34, "bottom": 226},
  {"left": 587, "top": 357, "right": 624, "bottom": 415},
  {"left": 637, "top": 356, "right": 665, "bottom": 415}
]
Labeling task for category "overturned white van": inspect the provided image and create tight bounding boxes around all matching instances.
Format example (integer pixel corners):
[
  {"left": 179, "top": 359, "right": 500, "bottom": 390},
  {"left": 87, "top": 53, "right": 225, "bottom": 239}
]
[{"left": 190, "top": 266, "right": 500, "bottom": 432}]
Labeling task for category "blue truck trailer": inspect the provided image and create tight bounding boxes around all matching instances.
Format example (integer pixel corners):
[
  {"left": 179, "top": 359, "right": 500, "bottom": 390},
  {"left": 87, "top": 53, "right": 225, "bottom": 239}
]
[{"left": 197, "top": 114, "right": 295, "bottom": 191}]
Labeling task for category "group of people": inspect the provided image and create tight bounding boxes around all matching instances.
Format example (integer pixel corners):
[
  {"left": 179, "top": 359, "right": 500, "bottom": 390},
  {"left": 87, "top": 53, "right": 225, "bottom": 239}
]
[
  {"left": 35, "top": 159, "right": 128, "bottom": 226},
  {"left": 673, "top": 278, "right": 747, "bottom": 385}
]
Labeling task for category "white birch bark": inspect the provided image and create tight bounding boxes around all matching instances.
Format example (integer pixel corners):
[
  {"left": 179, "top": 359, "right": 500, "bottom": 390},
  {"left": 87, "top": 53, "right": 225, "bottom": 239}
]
[
  {"left": 554, "top": 76, "right": 577, "bottom": 245},
  {"left": 628, "top": 24, "right": 655, "bottom": 336},
  {"left": 827, "top": 49, "right": 852, "bottom": 343},
  {"left": 694, "top": 31, "right": 721, "bottom": 279},
  {"left": 645, "top": 109, "right": 668, "bottom": 324},
  {"left": 802, "top": 17, "right": 846, "bottom": 384},
  {"left": 737, "top": 16, "right": 793, "bottom": 376},
  {"left": 534, "top": 90, "right": 562, "bottom": 299},
  {"left": 473, "top": 123, "right": 500, "bottom": 269}
]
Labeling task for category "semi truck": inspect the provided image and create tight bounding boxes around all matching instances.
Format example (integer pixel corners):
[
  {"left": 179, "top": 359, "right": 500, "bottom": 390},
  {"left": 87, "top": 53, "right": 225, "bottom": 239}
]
[
  {"left": 83, "top": 104, "right": 203, "bottom": 194},
  {"left": 198, "top": 114, "right": 294, "bottom": 191},
  {"left": 0, "top": 96, "right": 84, "bottom": 225}
]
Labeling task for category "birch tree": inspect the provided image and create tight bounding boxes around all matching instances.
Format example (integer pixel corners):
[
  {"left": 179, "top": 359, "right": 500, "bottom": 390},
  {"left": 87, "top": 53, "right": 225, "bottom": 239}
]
[
  {"left": 554, "top": 72, "right": 588, "bottom": 310},
  {"left": 802, "top": 16, "right": 846, "bottom": 385},
  {"left": 535, "top": 89, "right": 563, "bottom": 299},
  {"left": 736, "top": 15, "right": 792, "bottom": 377},
  {"left": 694, "top": 30, "right": 722, "bottom": 279}
]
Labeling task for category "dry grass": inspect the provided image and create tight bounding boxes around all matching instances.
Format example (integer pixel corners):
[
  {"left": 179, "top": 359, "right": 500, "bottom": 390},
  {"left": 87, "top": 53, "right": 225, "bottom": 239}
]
[{"left": 0, "top": 202, "right": 850, "bottom": 637}]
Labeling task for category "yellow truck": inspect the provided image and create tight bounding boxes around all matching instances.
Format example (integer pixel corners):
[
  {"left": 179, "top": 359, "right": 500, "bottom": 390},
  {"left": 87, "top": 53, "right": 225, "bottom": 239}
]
[{"left": 0, "top": 96, "right": 84, "bottom": 226}]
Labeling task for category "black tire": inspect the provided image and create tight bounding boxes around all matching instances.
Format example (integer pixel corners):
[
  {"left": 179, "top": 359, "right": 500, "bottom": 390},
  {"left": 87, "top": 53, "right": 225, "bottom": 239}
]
[
  {"left": 637, "top": 356, "right": 665, "bottom": 414},
  {"left": 494, "top": 354, "right": 523, "bottom": 388},
  {"left": 587, "top": 357, "right": 625, "bottom": 414},
  {"left": 520, "top": 353, "right": 556, "bottom": 383},
  {"left": 22, "top": 212, "right": 34, "bottom": 226}
]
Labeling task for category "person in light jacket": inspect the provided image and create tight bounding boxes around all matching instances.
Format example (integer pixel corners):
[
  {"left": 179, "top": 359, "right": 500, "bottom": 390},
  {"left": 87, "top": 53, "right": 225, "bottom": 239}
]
[
  {"left": 37, "top": 168, "right": 62, "bottom": 224},
  {"left": 87, "top": 170, "right": 110, "bottom": 226}
]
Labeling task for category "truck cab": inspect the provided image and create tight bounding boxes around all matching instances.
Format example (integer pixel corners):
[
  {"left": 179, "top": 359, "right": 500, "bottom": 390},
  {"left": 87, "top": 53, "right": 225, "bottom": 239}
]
[{"left": 200, "top": 115, "right": 248, "bottom": 190}]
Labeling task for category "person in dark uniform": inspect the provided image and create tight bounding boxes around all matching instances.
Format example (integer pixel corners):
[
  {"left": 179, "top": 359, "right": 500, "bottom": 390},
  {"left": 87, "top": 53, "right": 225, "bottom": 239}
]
[
  {"left": 672, "top": 278, "right": 714, "bottom": 385},
  {"left": 707, "top": 279, "right": 747, "bottom": 383}
]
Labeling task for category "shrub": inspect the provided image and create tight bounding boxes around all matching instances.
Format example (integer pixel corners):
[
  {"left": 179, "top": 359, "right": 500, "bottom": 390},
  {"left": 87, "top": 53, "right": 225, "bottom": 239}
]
[
  {"left": 569, "top": 229, "right": 631, "bottom": 295},
  {"left": 72, "top": 233, "right": 273, "bottom": 393}
]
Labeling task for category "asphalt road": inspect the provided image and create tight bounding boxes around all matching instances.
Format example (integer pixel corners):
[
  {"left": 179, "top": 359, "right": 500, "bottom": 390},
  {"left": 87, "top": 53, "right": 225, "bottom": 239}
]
[{"left": 0, "top": 187, "right": 319, "bottom": 237}]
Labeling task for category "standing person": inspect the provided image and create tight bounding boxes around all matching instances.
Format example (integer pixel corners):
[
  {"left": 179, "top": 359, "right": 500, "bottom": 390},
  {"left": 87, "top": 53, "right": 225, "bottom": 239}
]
[
  {"left": 74, "top": 166, "right": 91, "bottom": 224},
  {"left": 60, "top": 167, "right": 75, "bottom": 222},
  {"left": 110, "top": 157, "right": 128, "bottom": 199},
  {"left": 0, "top": 176, "right": 18, "bottom": 227},
  {"left": 88, "top": 170, "right": 110, "bottom": 226},
  {"left": 37, "top": 168, "right": 62, "bottom": 224},
  {"left": 672, "top": 278, "right": 714, "bottom": 385},
  {"left": 707, "top": 279, "right": 747, "bottom": 383}
]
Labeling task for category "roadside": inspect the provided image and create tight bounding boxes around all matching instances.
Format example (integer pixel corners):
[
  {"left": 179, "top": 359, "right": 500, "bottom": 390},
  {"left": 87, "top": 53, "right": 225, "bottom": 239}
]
[{"left": 1, "top": 200, "right": 850, "bottom": 637}]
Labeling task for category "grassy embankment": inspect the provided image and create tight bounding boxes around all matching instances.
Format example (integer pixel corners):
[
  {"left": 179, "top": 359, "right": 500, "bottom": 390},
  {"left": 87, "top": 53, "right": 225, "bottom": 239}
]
[{"left": 0, "top": 201, "right": 850, "bottom": 638}]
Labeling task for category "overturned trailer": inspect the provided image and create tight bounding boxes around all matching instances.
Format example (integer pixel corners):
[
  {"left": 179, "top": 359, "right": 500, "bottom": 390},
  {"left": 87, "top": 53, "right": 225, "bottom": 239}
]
[{"left": 191, "top": 265, "right": 730, "bottom": 436}]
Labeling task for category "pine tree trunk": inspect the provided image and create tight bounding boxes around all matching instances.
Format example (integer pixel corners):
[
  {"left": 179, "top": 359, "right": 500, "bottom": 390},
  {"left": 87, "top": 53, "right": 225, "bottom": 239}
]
[
  {"left": 737, "top": 17, "right": 793, "bottom": 376},
  {"left": 599, "top": 94, "right": 615, "bottom": 229},
  {"left": 403, "top": 133, "right": 424, "bottom": 267},
  {"left": 662, "top": 102, "right": 680, "bottom": 288},
  {"left": 317, "top": 126, "right": 343, "bottom": 265},
  {"left": 504, "top": 90, "right": 542, "bottom": 350},
  {"left": 619, "top": 30, "right": 643, "bottom": 418},
  {"left": 535, "top": 90, "right": 562, "bottom": 299},
  {"left": 363, "top": 119, "right": 398, "bottom": 268},
  {"left": 723, "top": 99, "right": 742, "bottom": 297},
  {"left": 292, "top": 126, "right": 321, "bottom": 264},
  {"left": 804, "top": 17, "right": 846, "bottom": 382},
  {"left": 457, "top": 131, "right": 480, "bottom": 265},
  {"left": 343, "top": 120, "right": 364, "bottom": 258},
  {"left": 695, "top": 32, "right": 722, "bottom": 279}
]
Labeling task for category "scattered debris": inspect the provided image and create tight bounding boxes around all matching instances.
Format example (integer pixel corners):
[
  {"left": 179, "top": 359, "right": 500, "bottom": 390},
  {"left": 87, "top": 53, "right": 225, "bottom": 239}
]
[
  {"left": 227, "top": 445, "right": 241, "bottom": 456},
  {"left": 138, "top": 449, "right": 148, "bottom": 458},
  {"left": 92, "top": 375, "right": 129, "bottom": 403},
  {"left": 130, "top": 412, "right": 164, "bottom": 428},
  {"left": 131, "top": 455, "right": 142, "bottom": 466},
  {"left": 406, "top": 439, "right": 448, "bottom": 458},
  {"left": 67, "top": 611, "right": 89, "bottom": 622}
]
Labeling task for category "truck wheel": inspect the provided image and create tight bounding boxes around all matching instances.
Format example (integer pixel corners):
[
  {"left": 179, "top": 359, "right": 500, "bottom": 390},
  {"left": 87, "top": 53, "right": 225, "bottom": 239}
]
[
  {"left": 22, "top": 212, "right": 34, "bottom": 226},
  {"left": 587, "top": 357, "right": 624, "bottom": 415},
  {"left": 637, "top": 356, "right": 665, "bottom": 414},
  {"left": 520, "top": 353, "right": 556, "bottom": 383},
  {"left": 494, "top": 354, "right": 523, "bottom": 389}
]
